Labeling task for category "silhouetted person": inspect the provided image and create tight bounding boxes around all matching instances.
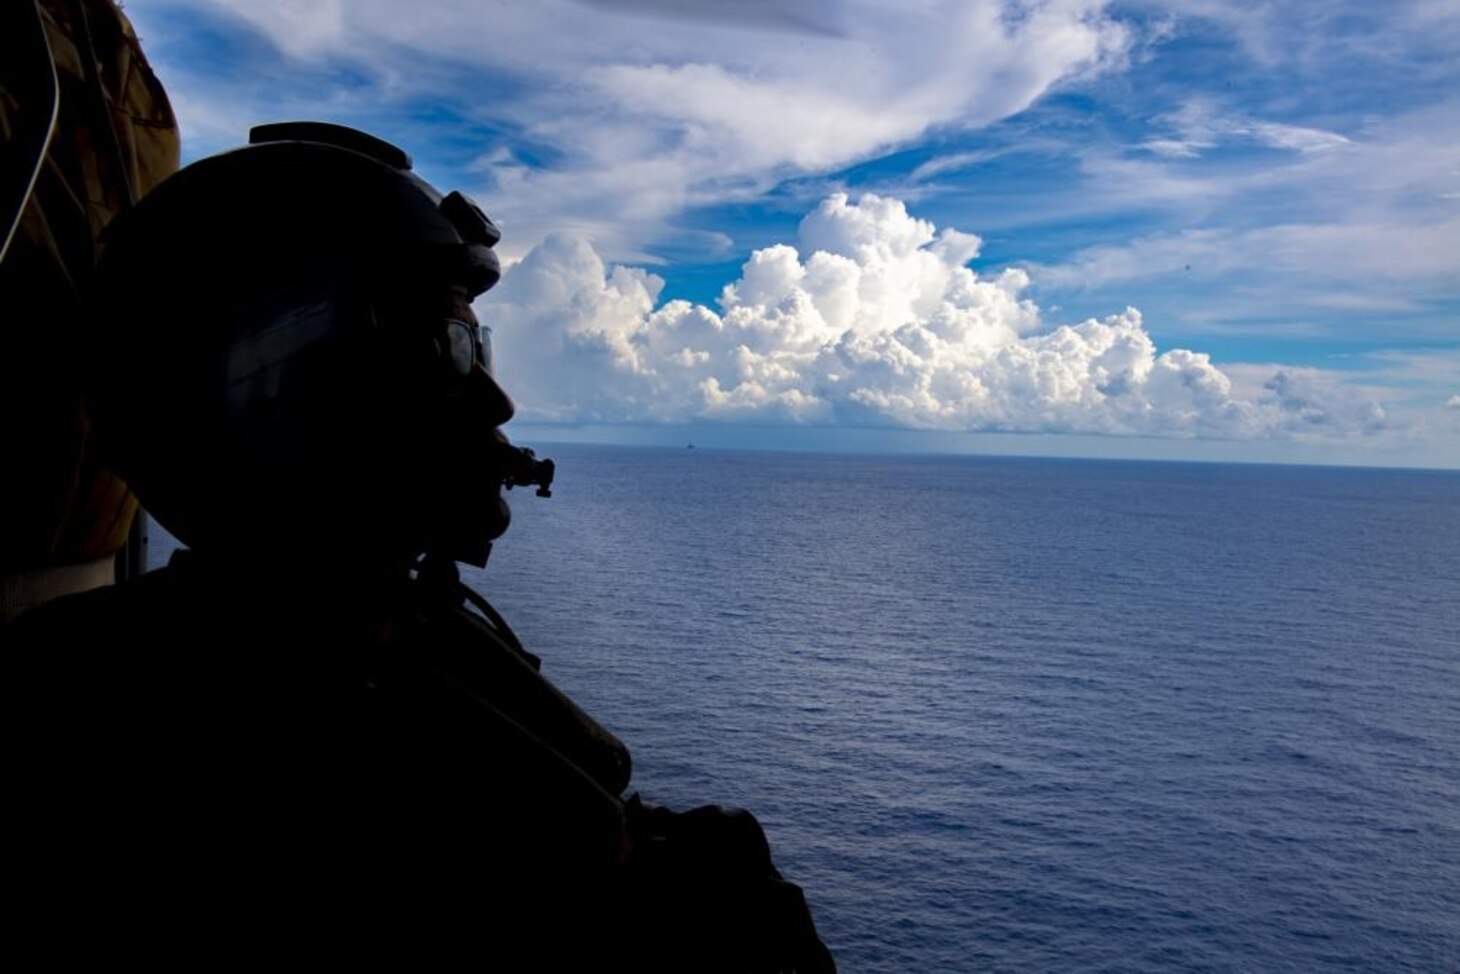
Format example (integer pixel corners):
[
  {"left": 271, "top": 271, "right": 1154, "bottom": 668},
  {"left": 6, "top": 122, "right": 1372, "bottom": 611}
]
[{"left": 10, "top": 123, "right": 833, "bottom": 971}]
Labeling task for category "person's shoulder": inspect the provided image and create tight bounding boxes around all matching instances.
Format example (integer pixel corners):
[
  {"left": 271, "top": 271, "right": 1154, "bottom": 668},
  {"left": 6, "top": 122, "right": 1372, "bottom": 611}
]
[{"left": 5, "top": 558, "right": 196, "bottom": 657}]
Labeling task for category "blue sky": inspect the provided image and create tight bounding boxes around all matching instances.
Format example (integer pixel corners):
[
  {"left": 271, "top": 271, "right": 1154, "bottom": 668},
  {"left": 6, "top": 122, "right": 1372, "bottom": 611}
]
[{"left": 126, "top": 0, "right": 1460, "bottom": 467}]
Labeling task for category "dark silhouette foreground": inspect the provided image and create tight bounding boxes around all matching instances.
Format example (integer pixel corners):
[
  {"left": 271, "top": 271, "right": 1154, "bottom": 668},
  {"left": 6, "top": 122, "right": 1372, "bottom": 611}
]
[{"left": 9, "top": 107, "right": 833, "bottom": 969}]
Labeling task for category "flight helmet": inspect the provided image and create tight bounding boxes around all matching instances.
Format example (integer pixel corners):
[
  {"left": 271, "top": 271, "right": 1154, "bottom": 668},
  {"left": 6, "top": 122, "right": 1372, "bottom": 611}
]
[{"left": 87, "top": 122, "right": 537, "bottom": 567}]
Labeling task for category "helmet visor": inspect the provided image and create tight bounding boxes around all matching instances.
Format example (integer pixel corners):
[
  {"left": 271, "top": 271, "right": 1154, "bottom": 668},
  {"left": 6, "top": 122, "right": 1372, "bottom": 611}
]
[{"left": 444, "top": 318, "right": 492, "bottom": 377}]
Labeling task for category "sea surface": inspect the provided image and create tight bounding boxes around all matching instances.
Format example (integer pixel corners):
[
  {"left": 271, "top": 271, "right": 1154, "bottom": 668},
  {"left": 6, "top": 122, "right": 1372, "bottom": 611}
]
[
  {"left": 472, "top": 446, "right": 1459, "bottom": 973},
  {"left": 149, "top": 445, "right": 1460, "bottom": 971}
]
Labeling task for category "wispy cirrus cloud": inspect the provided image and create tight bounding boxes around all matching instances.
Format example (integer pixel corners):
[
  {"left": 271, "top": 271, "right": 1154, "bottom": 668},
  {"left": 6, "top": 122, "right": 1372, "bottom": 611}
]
[
  {"left": 136, "top": 0, "right": 1130, "bottom": 261},
  {"left": 1033, "top": 218, "right": 1460, "bottom": 295},
  {"left": 1024, "top": 98, "right": 1460, "bottom": 342},
  {"left": 909, "top": 148, "right": 1023, "bottom": 183},
  {"left": 1138, "top": 101, "right": 1350, "bottom": 158}
]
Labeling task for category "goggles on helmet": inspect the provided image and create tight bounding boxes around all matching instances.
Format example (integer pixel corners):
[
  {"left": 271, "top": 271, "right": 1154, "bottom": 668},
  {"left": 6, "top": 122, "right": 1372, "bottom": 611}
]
[{"left": 442, "top": 318, "right": 493, "bottom": 377}]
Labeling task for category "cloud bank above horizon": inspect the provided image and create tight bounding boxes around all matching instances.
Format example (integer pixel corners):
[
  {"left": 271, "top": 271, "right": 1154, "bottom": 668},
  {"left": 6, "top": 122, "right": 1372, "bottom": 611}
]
[{"left": 485, "top": 193, "right": 1387, "bottom": 440}]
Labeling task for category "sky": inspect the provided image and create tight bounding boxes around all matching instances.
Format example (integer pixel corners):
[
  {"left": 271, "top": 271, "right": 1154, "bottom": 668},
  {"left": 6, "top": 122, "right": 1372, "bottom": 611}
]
[{"left": 124, "top": 0, "right": 1460, "bottom": 467}]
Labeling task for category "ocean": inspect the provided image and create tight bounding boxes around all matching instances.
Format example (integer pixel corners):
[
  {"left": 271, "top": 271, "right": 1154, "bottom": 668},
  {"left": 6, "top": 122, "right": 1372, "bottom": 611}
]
[
  {"left": 145, "top": 444, "right": 1459, "bottom": 970},
  {"left": 469, "top": 445, "right": 1459, "bottom": 972}
]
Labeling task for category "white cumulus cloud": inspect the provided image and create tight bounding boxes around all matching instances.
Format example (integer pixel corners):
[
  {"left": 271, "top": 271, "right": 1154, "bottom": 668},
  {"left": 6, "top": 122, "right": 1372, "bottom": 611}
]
[{"left": 484, "top": 194, "right": 1388, "bottom": 440}]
